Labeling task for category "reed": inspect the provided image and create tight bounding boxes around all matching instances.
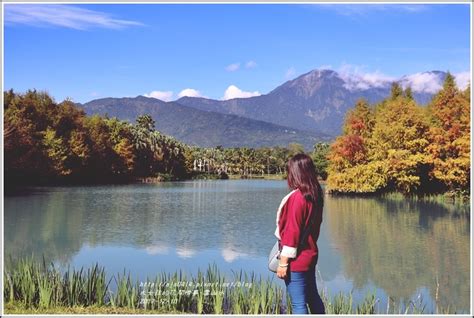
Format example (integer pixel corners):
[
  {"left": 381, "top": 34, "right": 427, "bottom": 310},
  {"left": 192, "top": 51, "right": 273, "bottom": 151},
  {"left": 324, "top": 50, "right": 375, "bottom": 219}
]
[
  {"left": 4, "top": 257, "right": 461, "bottom": 314},
  {"left": 356, "top": 292, "right": 377, "bottom": 314},
  {"left": 322, "top": 291, "right": 353, "bottom": 314}
]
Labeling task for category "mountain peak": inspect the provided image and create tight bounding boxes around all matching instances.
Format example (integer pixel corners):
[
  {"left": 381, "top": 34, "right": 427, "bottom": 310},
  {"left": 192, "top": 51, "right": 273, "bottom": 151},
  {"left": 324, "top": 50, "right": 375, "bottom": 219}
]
[
  {"left": 298, "top": 69, "right": 337, "bottom": 80},
  {"left": 270, "top": 68, "right": 341, "bottom": 97}
]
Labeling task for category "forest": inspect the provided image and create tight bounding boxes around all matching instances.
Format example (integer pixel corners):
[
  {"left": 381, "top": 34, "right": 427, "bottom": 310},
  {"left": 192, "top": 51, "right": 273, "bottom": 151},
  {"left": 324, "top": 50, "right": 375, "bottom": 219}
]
[
  {"left": 3, "top": 89, "right": 315, "bottom": 186},
  {"left": 3, "top": 72, "right": 470, "bottom": 196},
  {"left": 326, "top": 73, "right": 470, "bottom": 196}
]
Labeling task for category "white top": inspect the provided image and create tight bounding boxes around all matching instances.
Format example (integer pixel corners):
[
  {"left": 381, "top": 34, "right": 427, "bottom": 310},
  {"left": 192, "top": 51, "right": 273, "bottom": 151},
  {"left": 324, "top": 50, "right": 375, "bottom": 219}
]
[{"left": 274, "top": 189, "right": 298, "bottom": 258}]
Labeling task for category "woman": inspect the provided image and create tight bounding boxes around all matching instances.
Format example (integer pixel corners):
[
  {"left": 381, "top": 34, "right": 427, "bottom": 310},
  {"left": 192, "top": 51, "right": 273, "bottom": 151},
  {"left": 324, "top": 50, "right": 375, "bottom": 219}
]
[{"left": 275, "top": 153, "right": 325, "bottom": 314}]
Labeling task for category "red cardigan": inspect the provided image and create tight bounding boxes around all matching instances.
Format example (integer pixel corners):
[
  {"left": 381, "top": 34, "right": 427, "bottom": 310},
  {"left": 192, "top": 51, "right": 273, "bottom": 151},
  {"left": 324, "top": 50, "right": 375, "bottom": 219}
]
[{"left": 278, "top": 189, "right": 323, "bottom": 272}]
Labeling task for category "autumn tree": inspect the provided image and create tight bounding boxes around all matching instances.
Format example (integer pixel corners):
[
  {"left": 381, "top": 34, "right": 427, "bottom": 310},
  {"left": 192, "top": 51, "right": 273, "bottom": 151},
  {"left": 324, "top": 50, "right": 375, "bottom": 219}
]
[
  {"left": 4, "top": 90, "right": 56, "bottom": 183},
  {"left": 426, "top": 73, "right": 470, "bottom": 192},
  {"left": 370, "top": 89, "right": 431, "bottom": 194},
  {"left": 326, "top": 98, "right": 381, "bottom": 192}
]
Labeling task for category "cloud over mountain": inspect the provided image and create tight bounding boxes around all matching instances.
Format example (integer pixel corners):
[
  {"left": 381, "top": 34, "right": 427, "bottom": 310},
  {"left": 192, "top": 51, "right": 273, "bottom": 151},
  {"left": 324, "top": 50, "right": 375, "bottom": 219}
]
[
  {"left": 178, "top": 88, "right": 205, "bottom": 98},
  {"left": 454, "top": 71, "right": 471, "bottom": 90},
  {"left": 337, "top": 64, "right": 395, "bottom": 91},
  {"left": 223, "top": 85, "right": 261, "bottom": 100},
  {"left": 144, "top": 90, "right": 174, "bottom": 101}
]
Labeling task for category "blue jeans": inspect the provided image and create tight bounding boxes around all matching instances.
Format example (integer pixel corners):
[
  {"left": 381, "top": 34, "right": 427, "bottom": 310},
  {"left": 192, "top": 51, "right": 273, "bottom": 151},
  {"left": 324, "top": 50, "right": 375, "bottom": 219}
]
[{"left": 285, "top": 267, "right": 325, "bottom": 314}]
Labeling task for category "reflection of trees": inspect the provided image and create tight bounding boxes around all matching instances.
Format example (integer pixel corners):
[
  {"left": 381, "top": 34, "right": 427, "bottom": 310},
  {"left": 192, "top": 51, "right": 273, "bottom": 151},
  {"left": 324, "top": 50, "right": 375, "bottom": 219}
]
[
  {"left": 4, "top": 189, "right": 84, "bottom": 266},
  {"left": 4, "top": 181, "right": 289, "bottom": 266},
  {"left": 315, "top": 200, "right": 343, "bottom": 282},
  {"left": 325, "top": 196, "right": 470, "bottom": 311}
]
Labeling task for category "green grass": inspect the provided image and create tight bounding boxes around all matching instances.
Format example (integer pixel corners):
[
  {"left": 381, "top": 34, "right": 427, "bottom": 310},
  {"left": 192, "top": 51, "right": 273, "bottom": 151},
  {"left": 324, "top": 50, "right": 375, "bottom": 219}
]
[
  {"left": 4, "top": 302, "right": 182, "bottom": 314},
  {"left": 4, "top": 257, "right": 460, "bottom": 314}
]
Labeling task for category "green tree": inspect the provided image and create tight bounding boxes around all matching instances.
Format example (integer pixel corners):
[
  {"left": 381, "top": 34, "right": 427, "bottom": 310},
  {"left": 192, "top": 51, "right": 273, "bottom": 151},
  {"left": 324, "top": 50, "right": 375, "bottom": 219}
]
[
  {"left": 136, "top": 114, "right": 155, "bottom": 132},
  {"left": 288, "top": 143, "right": 305, "bottom": 157},
  {"left": 311, "top": 142, "right": 330, "bottom": 180},
  {"left": 390, "top": 82, "right": 403, "bottom": 100},
  {"left": 404, "top": 86, "right": 414, "bottom": 100},
  {"left": 42, "top": 127, "right": 71, "bottom": 176}
]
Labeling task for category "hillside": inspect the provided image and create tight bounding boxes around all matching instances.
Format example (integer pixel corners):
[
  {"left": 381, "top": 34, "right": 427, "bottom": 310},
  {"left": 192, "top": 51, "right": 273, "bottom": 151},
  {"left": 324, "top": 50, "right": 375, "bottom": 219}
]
[{"left": 80, "top": 96, "right": 331, "bottom": 149}]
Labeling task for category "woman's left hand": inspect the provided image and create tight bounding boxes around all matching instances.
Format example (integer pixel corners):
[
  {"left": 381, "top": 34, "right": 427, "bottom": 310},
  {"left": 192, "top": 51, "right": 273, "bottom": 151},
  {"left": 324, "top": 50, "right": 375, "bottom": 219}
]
[
  {"left": 276, "top": 265, "right": 288, "bottom": 279},
  {"left": 277, "top": 267, "right": 288, "bottom": 279},
  {"left": 277, "top": 255, "right": 290, "bottom": 279}
]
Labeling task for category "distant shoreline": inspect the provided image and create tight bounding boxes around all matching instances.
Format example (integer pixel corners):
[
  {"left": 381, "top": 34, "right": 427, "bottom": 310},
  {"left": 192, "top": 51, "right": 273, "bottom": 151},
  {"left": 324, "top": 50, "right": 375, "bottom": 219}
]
[{"left": 7, "top": 177, "right": 468, "bottom": 207}]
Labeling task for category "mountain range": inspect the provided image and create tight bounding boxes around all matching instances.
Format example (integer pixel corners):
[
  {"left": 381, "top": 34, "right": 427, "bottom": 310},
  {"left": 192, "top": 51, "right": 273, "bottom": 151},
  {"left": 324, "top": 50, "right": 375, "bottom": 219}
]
[
  {"left": 80, "top": 96, "right": 331, "bottom": 149},
  {"left": 175, "top": 70, "right": 450, "bottom": 136},
  {"left": 80, "top": 69, "right": 459, "bottom": 149}
]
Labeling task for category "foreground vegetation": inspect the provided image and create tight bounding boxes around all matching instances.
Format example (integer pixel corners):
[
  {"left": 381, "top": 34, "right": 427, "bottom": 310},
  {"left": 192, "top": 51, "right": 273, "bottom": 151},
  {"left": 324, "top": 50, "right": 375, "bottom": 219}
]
[{"left": 4, "top": 257, "right": 461, "bottom": 314}]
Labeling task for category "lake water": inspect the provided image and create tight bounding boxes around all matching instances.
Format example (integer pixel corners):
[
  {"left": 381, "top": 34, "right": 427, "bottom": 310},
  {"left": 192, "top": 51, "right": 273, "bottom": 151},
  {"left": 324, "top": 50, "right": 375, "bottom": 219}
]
[{"left": 4, "top": 180, "right": 470, "bottom": 313}]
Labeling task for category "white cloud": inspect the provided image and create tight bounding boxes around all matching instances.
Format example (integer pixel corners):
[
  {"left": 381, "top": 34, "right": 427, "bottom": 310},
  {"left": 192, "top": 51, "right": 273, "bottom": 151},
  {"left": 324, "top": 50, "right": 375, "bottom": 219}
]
[
  {"left": 318, "top": 4, "right": 428, "bottom": 17},
  {"left": 285, "top": 67, "right": 297, "bottom": 79},
  {"left": 221, "top": 247, "right": 247, "bottom": 263},
  {"left": 5, "top": 4, "right": 143, "bottom": 30},
  {"left": 144, "top": 90, "right": 174, "bottom": 101},
  {"left": 338, "top": 63, "right": 395, "bottom": 91},
  {"left": 178, "top": 88, "right": 205, "bottom": 98},
  {"left": 223, "top": 85, "right": 260, "bottom": 100},
  {"left": 399, "top": 72, "right": 443, "bottom": 94},
  {"left": 454, "top": 72, "right": 471, "bottom": 90},
  {"left": 176, "top": 247, "right": 196, "bottom": 259},
  {"left": 338, "top": 65, "right": 470, "bottom": 93},
  {"left": 145, "top": 243, "right": 169, "bottom": 255},
  {"left": 245, "top": 60, "right": 257, "bottom": 69},
  {"left": 225, "top": 63, "right": 240, "bottom": 72}
]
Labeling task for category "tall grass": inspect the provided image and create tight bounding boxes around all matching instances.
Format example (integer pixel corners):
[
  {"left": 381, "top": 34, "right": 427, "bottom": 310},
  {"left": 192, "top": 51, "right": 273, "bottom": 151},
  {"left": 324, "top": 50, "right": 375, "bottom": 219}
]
[{"left": 4, "top": 257, "right": 460, "bottom": 314}]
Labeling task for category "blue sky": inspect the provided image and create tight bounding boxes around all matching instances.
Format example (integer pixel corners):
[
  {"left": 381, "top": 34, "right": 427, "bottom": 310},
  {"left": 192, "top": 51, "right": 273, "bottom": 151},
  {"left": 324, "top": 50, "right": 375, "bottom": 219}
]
[{"left": 4, "top": 3, "right": 471, "bottom": 103}]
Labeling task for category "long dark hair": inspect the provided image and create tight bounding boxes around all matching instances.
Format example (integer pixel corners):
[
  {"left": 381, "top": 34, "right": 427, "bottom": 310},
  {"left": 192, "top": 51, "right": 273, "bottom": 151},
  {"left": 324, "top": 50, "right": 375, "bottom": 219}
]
[{"left": 287, "top": 153, "right": 323, "bottom": 206}]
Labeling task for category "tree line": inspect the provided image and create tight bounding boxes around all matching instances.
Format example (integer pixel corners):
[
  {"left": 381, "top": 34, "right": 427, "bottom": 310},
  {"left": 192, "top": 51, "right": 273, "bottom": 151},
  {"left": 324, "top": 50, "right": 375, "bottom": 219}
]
[
  {"left": 4, "top": 72, "right": 469, "bottom": 196},
  {"left": 4, "top": 90, "right": 318, "bottom": 186},
  {"left": 4, "top": 90, "right": 188, "bottom": 185},
  {"left": 326, "top": 73, "right": 470, "bottom": 195}
]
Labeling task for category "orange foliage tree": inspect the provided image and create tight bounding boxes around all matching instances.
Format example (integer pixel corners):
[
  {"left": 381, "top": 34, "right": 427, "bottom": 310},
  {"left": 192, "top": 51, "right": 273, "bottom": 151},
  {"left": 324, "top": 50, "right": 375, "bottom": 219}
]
[{"left": 426, "top": 73, "right": 470, "bottom": 192}]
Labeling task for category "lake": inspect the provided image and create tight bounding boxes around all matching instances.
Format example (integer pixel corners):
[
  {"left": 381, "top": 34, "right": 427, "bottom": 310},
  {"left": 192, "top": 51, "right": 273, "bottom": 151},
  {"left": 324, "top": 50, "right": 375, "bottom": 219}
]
[{"left": 4, "top": 180, "right": 470, "bottom": 313}]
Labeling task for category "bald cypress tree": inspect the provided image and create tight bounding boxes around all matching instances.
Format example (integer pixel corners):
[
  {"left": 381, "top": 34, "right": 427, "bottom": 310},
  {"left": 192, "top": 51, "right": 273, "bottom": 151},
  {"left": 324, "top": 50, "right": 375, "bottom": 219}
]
[
  {"left": 390, "top": 82, "right": 403, "bottom": 100},
  {"left": 327, "top": 98, "right": 385, "bottom": 193},
  {"left": 426, "top": 72, "right": 470, "bottom": 192},
  {"left": 404, "top": 86, "right": 414, "bottom": 100}
]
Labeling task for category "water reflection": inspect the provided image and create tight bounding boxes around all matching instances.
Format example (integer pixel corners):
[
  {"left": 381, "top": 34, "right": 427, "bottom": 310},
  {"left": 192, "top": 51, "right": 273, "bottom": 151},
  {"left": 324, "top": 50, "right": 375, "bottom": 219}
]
[
  {"left": 324, "top": 196, "right": 470, "bottom": 311},
  {"left": 4, "top": 180, "right": 470, "bottom": 312},
  {"left": 5, "top": 181, "right": 284, "bottom": 266}
]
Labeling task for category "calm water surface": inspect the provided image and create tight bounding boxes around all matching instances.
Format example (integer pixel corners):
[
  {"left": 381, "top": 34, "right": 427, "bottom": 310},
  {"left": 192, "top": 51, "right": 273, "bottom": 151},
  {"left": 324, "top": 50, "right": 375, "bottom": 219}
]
[{"left": 4, "top": 180, "right": 470, "bottom": 313}]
